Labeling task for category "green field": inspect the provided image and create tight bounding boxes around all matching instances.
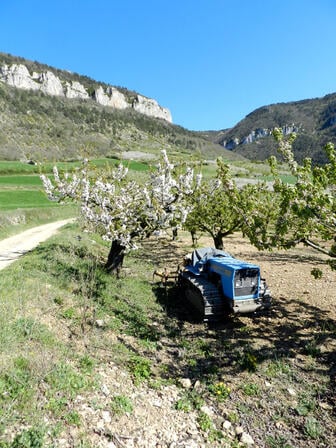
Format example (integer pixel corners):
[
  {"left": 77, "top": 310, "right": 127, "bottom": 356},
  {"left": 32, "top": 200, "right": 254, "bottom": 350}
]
[
  {"left": 0, "top": 158, "right": 152, "bottom": 212},
  {"left": 0, "top": 158, "right": 150, "bottom": 175},
  {"left": 0, "top": 190, "right": 58, "bottom": 210}
]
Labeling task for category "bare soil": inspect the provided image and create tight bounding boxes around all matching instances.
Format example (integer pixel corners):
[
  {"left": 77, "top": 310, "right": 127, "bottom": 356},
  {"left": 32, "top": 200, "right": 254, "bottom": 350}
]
[{"left": 67, "top": 233, "right": 336, "bottom": 448}]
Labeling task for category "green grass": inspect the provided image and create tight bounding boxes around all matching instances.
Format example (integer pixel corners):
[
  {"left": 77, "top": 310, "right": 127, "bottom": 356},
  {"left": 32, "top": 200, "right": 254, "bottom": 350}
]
[
  {"left": 0, "top": 205, "right": 76, "bottom": 239},
  {"left": 0, "top": 190, "right": 59, "bottom": 209},
  {"left": 0, "top": 158, "right": 151, "bottom": 214},
  {"left": 0, "top": 158, "right": 150, "bottom": 175},
  {"left": 0, "top": 175, "right": 44, "bottom": 186}
]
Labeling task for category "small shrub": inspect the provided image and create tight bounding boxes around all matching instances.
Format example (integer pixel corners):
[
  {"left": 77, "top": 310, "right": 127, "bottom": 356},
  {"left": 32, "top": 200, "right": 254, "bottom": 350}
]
[{"left": 311, "top": 268, "right": 323, "bottom": 279}]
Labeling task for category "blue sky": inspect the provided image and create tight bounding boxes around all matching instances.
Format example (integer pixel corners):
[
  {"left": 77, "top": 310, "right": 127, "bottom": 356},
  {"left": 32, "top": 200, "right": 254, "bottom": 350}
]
[{"left": 1, "top": 0, "right": 336, "bottom": 131}]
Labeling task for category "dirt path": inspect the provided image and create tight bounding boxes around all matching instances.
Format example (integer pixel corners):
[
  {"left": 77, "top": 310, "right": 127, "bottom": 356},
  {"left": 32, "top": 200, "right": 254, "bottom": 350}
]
[{"left": 0, "top": 219, "right": 74, "bottom": 270}]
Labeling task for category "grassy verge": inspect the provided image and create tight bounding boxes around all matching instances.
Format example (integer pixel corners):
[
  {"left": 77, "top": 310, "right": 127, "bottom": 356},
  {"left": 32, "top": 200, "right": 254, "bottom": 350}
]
[
  {"left": 0, "top": 225, "right": 334, "bottom": 447},
  {"left": 0, "top": 206, "right": 76, "bottom": 239}
]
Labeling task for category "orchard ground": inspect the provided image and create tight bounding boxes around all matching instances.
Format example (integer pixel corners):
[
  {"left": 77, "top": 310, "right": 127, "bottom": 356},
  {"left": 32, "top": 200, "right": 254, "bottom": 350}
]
[{"left": 0, "top": 224, "right": 335, "bottom": 447}]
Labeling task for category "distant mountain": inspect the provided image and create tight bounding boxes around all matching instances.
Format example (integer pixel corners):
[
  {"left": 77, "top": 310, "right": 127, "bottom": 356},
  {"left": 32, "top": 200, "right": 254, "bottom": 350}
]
[
  {"left": 0, "top": 52, "right": 239, "bottom": 162},
  {"left": 203, "top": 95, "right": 336, "bottom": 164}
]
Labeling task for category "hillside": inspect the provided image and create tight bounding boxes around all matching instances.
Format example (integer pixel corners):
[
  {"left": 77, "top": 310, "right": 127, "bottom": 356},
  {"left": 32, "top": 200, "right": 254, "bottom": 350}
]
[
  {"left": 205, "top": 94, "right": 336, "bottom": 164},
  {"left": 0, "top": 52, "right": 240, "bottom": 162}
]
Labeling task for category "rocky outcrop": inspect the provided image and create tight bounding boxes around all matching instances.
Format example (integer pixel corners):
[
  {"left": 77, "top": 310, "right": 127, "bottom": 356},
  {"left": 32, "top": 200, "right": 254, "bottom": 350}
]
[
  {"left": 1, "top": 64, "right": 40, "bottom": 90},
  {"left": 93, "top": 86, "right": 128, "bottom": 109},
  {"left": 38, "top": 71, "right": 64, "bottom": 96},
  {"left": 65, "top": 80, "right": 89, "bottom": 99},
  {"left": 132, "top": 95, "right": 172, "bottom": 122},
  {"left": 222, "top": 125, "right": 300, "bottom": 150},
  {"left": 0, "top": 63, "right": 172, "bottom": 122}
]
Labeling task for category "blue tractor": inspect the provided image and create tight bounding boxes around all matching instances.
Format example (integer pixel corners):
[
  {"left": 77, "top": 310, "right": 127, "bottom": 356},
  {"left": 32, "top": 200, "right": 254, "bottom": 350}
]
[{"left": 178, "top": 247, "right": 271, "bottom": 321}]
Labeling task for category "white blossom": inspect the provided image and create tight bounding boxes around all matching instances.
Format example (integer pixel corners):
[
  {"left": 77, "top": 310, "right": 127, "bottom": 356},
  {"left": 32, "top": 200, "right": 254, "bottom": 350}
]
[{"left": 41, "top": 151, "right": 202, "bottom": 251}]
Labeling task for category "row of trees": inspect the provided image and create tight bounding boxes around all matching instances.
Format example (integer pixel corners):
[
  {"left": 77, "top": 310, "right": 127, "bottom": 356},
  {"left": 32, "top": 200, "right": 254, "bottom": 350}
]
[{"left": 41, "top": 131, "right": 336, "bottom": 272}]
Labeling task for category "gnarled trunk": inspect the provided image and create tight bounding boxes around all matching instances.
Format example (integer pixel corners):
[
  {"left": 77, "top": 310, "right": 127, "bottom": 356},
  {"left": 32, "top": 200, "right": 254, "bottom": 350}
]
[
  {"left": 105, "top": 240, "right": 126, "bottom": 276},
  {"left": 213, "top": 232, "right": 224, "bottom": 250}
]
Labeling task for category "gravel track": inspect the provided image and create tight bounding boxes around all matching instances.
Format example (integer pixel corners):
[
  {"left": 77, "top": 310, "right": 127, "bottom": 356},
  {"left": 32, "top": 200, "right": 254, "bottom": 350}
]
[{"left": 0, "top": 219, "right": 74, "bottom": 270}]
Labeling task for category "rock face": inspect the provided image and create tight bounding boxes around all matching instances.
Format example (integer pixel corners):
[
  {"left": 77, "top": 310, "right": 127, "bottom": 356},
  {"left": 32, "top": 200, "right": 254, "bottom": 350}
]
[
  {"left": 222, "top": 124, "right": 300, "bottom": 150},
  {"left": 93, "top": 86, "right": 128, "bottom": 109},
  {"left": 0, "top": 63, "right": 172, "bottom": 122},
  {"left": 65, "top": 80, "right": 89, "bottom": 99},
  {"left": 133, "top": 94, "right": 172, "bottom": 122}
]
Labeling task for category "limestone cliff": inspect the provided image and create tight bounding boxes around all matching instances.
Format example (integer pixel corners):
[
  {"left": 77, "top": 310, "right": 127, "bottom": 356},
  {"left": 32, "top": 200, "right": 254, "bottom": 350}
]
[
  {"left": 0, "top": 63, "right": 172, "bottom": 123},
  {"left": 221, "top": 124, "right": 300, "bottom": 150}
]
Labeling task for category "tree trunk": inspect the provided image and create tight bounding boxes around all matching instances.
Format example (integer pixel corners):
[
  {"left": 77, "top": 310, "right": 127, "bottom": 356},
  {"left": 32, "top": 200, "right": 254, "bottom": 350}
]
[
  {"left": 190, "top": 230, "right": 198, "bottom": 247},
  {"left": 105, "top": 240, "right": 126, "bottom": 276},
  {"left": 213, "top": 232, "right": 224, "bottom": 250}
]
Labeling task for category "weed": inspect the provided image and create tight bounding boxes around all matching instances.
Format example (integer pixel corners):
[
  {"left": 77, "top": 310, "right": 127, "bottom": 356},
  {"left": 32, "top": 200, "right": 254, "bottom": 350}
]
[
  {"left": 46, "top": 396, "right": 68, "bottom": 415},
  {"left": 208, "top": 381, "right": 231, "bottom": 401},
  {"left": 128, "top": 356, "right": 151, "bottom": 384},
  {"left": 266, "top": 435, "right": 293, "bottom": 448},
  {"left": 303, "top": 339, "right": 321, "bottom": 357},
  {"left": 64, "top": 411, "right": 81, "bottom": 426},
  {"left": 110, "top": 395, "right": 133, "bottom": 415},
  {"left": 13, "top": 318, "right": 53, "bottom": 345},
  {"left": 227, "top": 411, "right": 239, "bottom": 423},
  {"left": 295, "top": 393, "right": 316, "bottom": 416},
  {"left": 10, "top": 427, "right": 45, "bottom": 448},
  {"left": 266, "top": 358, "right": 292, "bottom": 378},
  {"left": 197, "top": 412, "right": 213, "bottom": 432},
  {"left": 194, "top": 340, "right": 211, "bottom": 357},
  {"left": 139, "top": 338, "right": 158, "bottom": 351},
  {"left": 78, "top": 355, "right": 94, "bottom": 374},
  {"left": 45, "top": 362, "right": 90, "bottom": 400},
  {"left": 175, "top": 396, "right": 193, "bottom": 412},
  {"left": 237, "top": 325, "right": 252, "bottom": 334},
  {"left": 61, "top": 307, "right": 76, "bottom": 319},
  {"left": 53, "top": 296, "right": 64, "bottom": 305},
  {"left": 208, "top": 428, "right": 224, "bottom": 443},
  {"left": 304, "top": 417, "right": 322, "bottom": 439},
  {"left": 0, "top": 357, "right": 34, "bottom": 405},
  {"left": 238, "top": 351, "right": 258, "bottom": 372},
  {"left": 175, "top": 390, "right": 204, "bottom": 412},
  {"left": 242, "top": 382, "right": 260, "bottom": 396},
  {"left": 236, "top": 402, "right": 252, "bottom": 415},
  {"left": 187, "top": 358, "right": 197, "bottom": 367}
]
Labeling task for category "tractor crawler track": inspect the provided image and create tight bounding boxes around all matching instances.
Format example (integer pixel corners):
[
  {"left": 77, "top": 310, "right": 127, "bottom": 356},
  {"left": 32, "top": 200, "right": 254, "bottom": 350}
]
[{"left": 180, "top": 271, "right": 226, "bottom": 321}]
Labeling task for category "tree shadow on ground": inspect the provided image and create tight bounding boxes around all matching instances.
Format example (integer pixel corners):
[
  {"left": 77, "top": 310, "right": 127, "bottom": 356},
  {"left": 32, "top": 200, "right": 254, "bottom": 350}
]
[{"left": 153, "top": 283, "right": 336, "bottom": 413}]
